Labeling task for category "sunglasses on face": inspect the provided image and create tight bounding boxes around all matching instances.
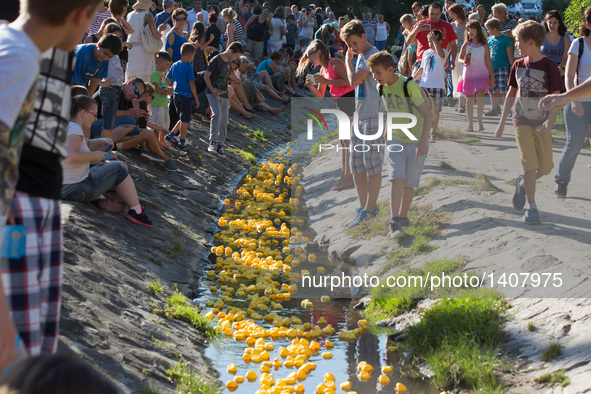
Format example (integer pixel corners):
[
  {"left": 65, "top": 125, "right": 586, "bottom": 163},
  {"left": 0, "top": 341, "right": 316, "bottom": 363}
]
[
  {"left": 175, "top": 17, "right": 186, "bottom": 21},
  {"left": 132, "top": 84, "right": 141, "bottom": 98}
]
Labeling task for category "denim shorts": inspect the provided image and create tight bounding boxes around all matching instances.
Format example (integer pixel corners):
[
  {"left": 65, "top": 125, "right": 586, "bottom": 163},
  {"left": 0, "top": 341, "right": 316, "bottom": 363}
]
[
  {"left": 174, "top": 94, "right": 194, "bottom": 123},
  {"left": 90, "top": 116, "right": 140, "bottom": 139},
  {"left": 99, "top": 86, "right": 122, "bottom": 130},
  {"left": 61, "top": 162, "right": 129, "bottom": 202}
]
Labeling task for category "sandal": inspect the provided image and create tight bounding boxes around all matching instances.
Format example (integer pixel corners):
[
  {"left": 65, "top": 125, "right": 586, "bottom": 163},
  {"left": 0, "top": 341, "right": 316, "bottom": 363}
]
[
  {"left": 95, "top": 198, "right": 125, "bottom": 213},
  {"left": 478, "top": 122, "right": 484, "bottom": 131},
  {"left": 458, "top": 106, "right": 466, "bottom": 113},
  {"left": 465, "top": 126, "right": 473, "bottom": 133},
  {"left": 240, "top": 113, "right": 255, "bottom": 120}
]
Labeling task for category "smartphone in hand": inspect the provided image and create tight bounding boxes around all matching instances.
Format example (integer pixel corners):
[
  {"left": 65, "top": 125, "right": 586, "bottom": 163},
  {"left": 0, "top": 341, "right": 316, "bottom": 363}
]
[{"left": 138, "top": 101, "right": 148, "bottom": 129}]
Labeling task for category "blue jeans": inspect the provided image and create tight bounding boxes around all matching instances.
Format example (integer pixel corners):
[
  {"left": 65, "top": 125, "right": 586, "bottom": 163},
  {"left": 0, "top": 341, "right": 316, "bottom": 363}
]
[
  {"left": 61, "top": 162, "right": 129, "bottom": 202},
  {"left": 90, "top": 116, "right": 140, "bottom": 139},
  {"left": 98, "top": 86, "right": 121, "bottom": 130},
  {"left": 375, "top": 40, "right": 387, "bottom": 50},
  {"left": 446, "top": 53, "right": 453, "bottom": 98},
  {"left": 555, "top": 102, "right": 591, "bottom": 183},
  {"left": 206, "top": 94, "right": 229, "bottom": 144}
]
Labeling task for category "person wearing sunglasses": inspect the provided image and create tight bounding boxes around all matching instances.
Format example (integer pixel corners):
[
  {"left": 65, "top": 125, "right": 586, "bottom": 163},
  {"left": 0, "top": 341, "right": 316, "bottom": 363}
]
[
  {"left": 89, "top": 78, "right": 179, "bottom": 171},
  {"left": 165, "top": 8, "right": 188, "bottom": 63}
]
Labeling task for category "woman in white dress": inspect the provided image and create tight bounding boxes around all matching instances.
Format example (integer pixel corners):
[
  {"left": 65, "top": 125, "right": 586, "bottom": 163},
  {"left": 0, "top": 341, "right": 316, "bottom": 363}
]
[{"left": 126, "top": 0, "right": 162, "bottom": 83}]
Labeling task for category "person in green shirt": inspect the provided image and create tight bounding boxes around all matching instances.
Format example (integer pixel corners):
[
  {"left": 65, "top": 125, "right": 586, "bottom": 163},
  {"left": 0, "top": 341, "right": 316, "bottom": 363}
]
[
  {"left": 314, "top": 23, "right": 336, "bottom": 46},
  {"left": 366, "top": 51, "right": 433, "bottom": 239},
  {"left": 150, "top": 51, "right": 174, "bottom": 148}
]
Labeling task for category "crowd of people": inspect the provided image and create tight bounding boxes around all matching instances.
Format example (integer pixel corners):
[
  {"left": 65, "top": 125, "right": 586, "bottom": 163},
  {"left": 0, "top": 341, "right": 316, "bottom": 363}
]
[{"left": 0, "top": 0, "right": 590, "bottom": 391}]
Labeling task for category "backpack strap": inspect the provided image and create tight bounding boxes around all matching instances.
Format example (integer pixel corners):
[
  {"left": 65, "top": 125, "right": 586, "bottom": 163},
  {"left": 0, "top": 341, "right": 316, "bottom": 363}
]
[
  {"left": 577, "top": 37, "right": 585, "bottom": 85},
  {"left": 403, "top": 76, "right": 413, "bottom": 113}
]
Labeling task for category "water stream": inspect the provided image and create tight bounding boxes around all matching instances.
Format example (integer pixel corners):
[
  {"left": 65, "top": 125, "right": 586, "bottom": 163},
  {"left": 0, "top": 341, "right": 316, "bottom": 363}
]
[{"left": 195, "top": 144, "right": 438, "bottom": 393}]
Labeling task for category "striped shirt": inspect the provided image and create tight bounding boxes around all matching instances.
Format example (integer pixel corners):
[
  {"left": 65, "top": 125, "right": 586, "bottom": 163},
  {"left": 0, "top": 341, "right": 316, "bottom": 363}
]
[
  {"left": 88, "top": 9, "right": 112, "bottom": 34},
  {"left": 362, "top": 19, "right": 376, "bottom": 39},
  {"left": 224, "top": 19, "right": 246, "bottom": 48}
]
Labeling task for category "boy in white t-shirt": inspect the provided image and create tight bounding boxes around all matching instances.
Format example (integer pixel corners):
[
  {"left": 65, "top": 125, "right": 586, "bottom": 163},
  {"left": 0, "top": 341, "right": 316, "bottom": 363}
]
[{"left": 413, "top": 29, "right": 446, "bottom": 134}]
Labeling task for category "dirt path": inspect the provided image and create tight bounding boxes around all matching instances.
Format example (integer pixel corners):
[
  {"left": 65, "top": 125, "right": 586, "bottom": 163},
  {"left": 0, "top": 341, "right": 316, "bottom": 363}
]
[{"left": 300, "top": 105, "right": 591, "bottom": 392}]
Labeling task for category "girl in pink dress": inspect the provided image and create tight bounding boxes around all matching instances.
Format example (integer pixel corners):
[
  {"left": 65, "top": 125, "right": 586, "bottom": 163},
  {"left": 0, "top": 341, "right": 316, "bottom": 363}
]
[{"left": 458, "top": 20, "right": 495, "bottom": 132}]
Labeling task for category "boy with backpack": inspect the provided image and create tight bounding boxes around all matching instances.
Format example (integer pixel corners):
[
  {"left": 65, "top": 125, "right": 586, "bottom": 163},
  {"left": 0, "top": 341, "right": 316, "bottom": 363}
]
[{"left": 367, "top": 51, "right": 433, "bottom": 238}]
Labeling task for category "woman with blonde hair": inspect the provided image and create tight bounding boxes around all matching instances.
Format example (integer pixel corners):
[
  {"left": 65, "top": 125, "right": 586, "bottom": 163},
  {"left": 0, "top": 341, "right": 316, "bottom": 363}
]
[
  {"left": 126, "top": 0, "right": 162, "bottom": 82},
  {"left": 63, "top": 96, "right": 152, "bottom": 226},
  {"left": 221, "top": 8, "right": 246, "bottom": 49}
]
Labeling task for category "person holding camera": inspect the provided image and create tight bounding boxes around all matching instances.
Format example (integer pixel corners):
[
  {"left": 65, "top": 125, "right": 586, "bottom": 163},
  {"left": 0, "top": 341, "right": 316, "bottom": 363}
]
[
  {"left": 90, "top": 78, "right": 179, "bottom": 171},
  {"left": 406, "top": 2, "right": 457, "bottom": 75},
  {"left": 298, "top": 6, "right": 316, "bottom": 46}
]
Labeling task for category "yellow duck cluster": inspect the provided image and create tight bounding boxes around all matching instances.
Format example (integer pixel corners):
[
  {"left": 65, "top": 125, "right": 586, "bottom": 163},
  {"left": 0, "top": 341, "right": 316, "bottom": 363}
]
[{"left": 204, "top": 147, "right": 405, "bottom": 393}]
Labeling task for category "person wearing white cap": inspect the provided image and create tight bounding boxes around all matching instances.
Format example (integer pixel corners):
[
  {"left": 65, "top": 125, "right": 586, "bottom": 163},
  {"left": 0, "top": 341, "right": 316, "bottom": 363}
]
[{"left": 126, "top": 0, "right": 162, "bottom": 82}]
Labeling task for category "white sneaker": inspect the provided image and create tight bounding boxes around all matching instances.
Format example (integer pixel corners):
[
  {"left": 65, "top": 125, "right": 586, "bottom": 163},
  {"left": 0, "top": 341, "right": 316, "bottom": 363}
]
[{"left": 207, "top": 142, "right": 217, "bottom": 153}]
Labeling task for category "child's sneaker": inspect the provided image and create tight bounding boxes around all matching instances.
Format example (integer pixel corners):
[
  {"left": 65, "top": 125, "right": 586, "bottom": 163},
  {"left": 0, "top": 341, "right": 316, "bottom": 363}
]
[
  {"left": 524, "top": 208, "right": 540, "bottom": 225},
  {"left": 165, "top": 133, "right": 177, "bottom": 143},
  {"left": 207, "top": 142, "right": 217, "bottom": 153},
  {"left": 348, "top": 207, "right": 378, "bottom": 228},
  {"left": 512, "top": 175, "right": 526, "bottom": 211},
  {"left": 396, "top": 217, "right": 411, "bottom": 227},
  {"left": 177, "top": 140, "right": 187, "bottom": 151},
  {"left": 216, "top": 144, "right": 225, "bottom": 157},
  {"left": 554, "top": 181, "right": 567, "bottom": 198},
  {"left": 347, "top": 207, "right": 364, "bottom": 228},
  {"left": 485, "top": 107, "right": 501, "bottom": 116},
  {"left": 164, "top": 159, "right": 178, "bottom": 171},
  {"left": 388, "top": 218, "right": 403, "bottom": 239},
  {"left": 125, "top": 207, "right": 153, "bottom": 227}
]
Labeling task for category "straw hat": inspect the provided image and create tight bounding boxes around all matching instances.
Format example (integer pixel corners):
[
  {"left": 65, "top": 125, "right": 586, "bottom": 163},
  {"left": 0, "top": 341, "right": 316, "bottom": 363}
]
[{"left": 132, "top": 0, "right": 155, "bottom": 10}]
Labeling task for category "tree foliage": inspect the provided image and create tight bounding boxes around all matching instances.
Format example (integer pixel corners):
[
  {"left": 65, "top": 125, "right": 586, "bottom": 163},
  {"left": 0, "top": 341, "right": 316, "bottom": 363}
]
[
  {"left": 564, "top": 0, "right": 591, "bottom": 36},
  {"left": 542, "top": 0, "right": 570, "bottom": 14}
]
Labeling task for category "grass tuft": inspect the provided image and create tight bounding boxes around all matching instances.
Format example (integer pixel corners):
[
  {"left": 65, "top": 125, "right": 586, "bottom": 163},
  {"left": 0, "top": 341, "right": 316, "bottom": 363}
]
[
  {"left": 465, "top": 137, "right": 481, "bottom": 143},
  {"left": 541, "top": 342, "right": 562, "bottom": 362},
  {"left": 405, "top": 296, "right": 509, "bottom": 392},
  {"left": 534, "top": 370, "right": 570, "bottom": 387},
  {"left": 164, "top": 361, "right": 222, "bottom": 394},
  {"left": 310, "top": 129, "right": 338, "bottom": 157},
  {"left": 414, "top": 177, "right": 471, "bottom": 196},
  {"left": 147, "top": 279, "right": 163, "bottom": 296},
  {"left": 252, "top": 129, "right": 268, "bottom": 141},
  {"left": 527, "top": 321, "right": 535, "bottom": 332},
  {"left": 365, "top": 257, "right": 469, "bottom": 321},
  {"left": 235, "top": 149, "right": 257, "bottom": 164},
  {"left": 437, "top": 127, "right": 467, "bottom": 140},
  {"left": 162, "top": 240, "right": 183, "bottom": 259},
  {"left": 155, "top": 292, "right": 217, "bottom": 338}
]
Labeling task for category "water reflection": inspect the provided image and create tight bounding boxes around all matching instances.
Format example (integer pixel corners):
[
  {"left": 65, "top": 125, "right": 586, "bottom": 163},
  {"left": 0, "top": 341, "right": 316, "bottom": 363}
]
[{"left": 200, "top": 282, "right": 437, "bottom": 393}]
